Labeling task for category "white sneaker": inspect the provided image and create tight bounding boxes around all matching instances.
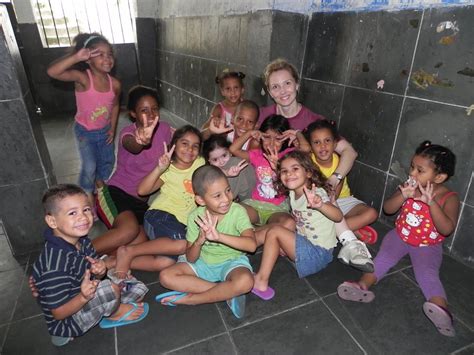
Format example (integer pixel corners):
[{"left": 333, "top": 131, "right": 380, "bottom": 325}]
[{"left": 338, "top": 240, "right": 374, "bottom": 273}]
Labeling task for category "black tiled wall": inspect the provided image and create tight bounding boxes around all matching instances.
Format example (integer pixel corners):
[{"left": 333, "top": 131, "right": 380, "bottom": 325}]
[
  {"left": 0, "top": 5, "right": 54, "bottom": 255},
  {"left": 136, "top": 5, "right": 473, "bottom": 266}
]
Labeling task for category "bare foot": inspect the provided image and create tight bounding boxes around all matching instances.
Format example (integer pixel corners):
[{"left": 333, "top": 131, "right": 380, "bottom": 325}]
[
  {"left": 253, "top": 273, "right": 269, "bottom": 292},
  {"left": 161, "top": 293, "right": 192, "bottom": 306},
  {"left": 108, "top": 302, "right": 145, "bottom": 321}
]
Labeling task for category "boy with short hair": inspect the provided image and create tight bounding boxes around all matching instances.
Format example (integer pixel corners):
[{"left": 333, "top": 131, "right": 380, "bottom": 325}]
[
  {"left": 32, "top": 184, "right": 149, "bottom": 346},
  {"left": 156, "top": 166, "right": 257, "bottom": 318}
]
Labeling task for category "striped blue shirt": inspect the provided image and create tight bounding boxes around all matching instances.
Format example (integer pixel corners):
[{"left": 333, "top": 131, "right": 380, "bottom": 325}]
[{"left": 32, "top": 228, "right": 98, "bottom": 337}]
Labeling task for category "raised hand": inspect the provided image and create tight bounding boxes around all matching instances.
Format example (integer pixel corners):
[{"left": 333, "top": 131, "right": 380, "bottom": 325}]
[
  {"left": 157, "top": 142, "right": 176, "bottom": 172},
  {"left": 134, "top": 114, "right": 159, "bottom": 146},
  {"left": 416, "top": 181, "right": 436, "bottom": 205},
  {"left": 263, "top": 145, "right": 279, "bottom": 171},
  {"left": 76, "top": 47, "right": 100, "bottom": 62},
  {"left": 303, "top": 184, "right": 324, "bottom": 209},
  {"left": 80, "top": 269, "right": 99, "bottom": 301},
  {"left": 209, "top": 116, "right": 233, "bottom": 134},
  {"left": 86, "top": 256, "right": 106, "bottom": 277},
  {"left": 399, "top": 178, "right": 417, "bottom": 200},
  {"left": 224, "top": 159, "right": 248, "bottom": 177},
  {"left": 280, "top": 129, "right": 299, "bottom": 147},
  {"left": 195, "top": 210, "right": 219, "bottom": 242}
]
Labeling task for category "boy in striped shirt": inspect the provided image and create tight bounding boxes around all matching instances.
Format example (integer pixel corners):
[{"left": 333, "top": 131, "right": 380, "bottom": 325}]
[{"left": 32, "top": 184, "right": 149, "bottom": 346}]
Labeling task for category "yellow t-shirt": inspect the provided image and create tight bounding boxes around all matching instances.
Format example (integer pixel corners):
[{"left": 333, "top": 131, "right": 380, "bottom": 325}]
[
  {"left": 312, "top": 153, "right": 351, "bottom": 198},
  {"left": 149, "top": 157, "right": 205, "bottom": 224}
]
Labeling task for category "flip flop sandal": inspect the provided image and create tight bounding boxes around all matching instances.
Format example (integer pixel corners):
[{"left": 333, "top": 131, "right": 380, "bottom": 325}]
[
  {"left": 337, "top": 281, "right": 375, "bottom": 303},
  {"left": 155, "top": 291, "right": 188, "bottom": 306},
  {"left": 227, "top": 294, "right": 246, "bottom": 319},
  {"left": 357, "top": 226, "right": 378, "bottom": 245},
  {"left": 99, "top": 302, "right": 149, "bottom": 329},
  {"left": 251, "top": 286, "right": 275, "bottom": 301},
  {"left": 423, "top": 302, "right": 455, "bottom": 337}
]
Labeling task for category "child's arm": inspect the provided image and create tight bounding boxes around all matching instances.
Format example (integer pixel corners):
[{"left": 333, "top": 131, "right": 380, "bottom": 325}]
[
  {"left": 137, "top": 143, "right": 175, "bottom": 196},
  {"left": 304, "top": 185, "right": 343, "bottom": 222},
  {"left": 229, "top": 130, "right": 261, "bottom": 161},
  {"left": 51, "top": 269, "right": 99, "bottom": 320},
  {"left": 281, "top": 130, "right": 311, "bottom": 152},
  {"left": 122, "top": 115, "right": 160, "bottom": 154},
  {"left": 106, "top": 78, "right": 122, "bottom": 145},
  {"left": 328, "top": 139, "right": 358, "bottom": 189},
  {"left": 195, "top": 211, "right": 257, "bottom": 252},
  {"left": 47, "top": 49, "right": 95, "bottom": 87},
  {"left": 419, "top": 183, "right": 460, "bottom": 236},
  {"left": 383, "top": 181, "right": 416, "bottom": 215},
  {"left": 185, "top": 232, "right": 207, "bottom": 263}
]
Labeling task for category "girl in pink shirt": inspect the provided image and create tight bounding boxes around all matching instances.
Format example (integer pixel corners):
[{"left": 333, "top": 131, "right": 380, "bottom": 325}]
[{"left": 47, "top": 32, "right": 121, "bottom": 209}]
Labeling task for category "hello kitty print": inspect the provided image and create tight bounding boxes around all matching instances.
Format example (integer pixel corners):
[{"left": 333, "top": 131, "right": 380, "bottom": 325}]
[{"left": 395, "top": 198, "right": 445, "bottom": 247}]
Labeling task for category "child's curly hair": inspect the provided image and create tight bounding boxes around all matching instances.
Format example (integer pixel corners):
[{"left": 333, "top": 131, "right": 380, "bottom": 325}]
[
  {"left": 275, "top": 150, "right": 328, "bottom": 194},
  {"left": 215, "top": 70, "right": 245, "bottom": 87}
]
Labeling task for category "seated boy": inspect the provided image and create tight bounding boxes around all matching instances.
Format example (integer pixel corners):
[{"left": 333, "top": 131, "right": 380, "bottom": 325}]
[
  {"left": 32, "top": 184, "right": 149, "bottom": 346},
  {"left": 156, "top": 165, "right": 257, "bottom": 318}
]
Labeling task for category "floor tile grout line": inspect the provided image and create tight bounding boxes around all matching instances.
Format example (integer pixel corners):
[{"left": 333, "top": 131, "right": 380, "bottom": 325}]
[
  {"left": 319, "top": 298, "right": 368, "bottom": 355},
  {"left": 214, "top": 303, "right": 239, "bottom": 355},
  {"left": 114, "top": 328, "right": 118, "bottom": 355},
  {"left": 399, "top": 270, "right": 474, "bottom": 332},
  {"left": 163, "top": 331, "right": 229, "bottom": 354},
  {"left": 230, "top": 298, "right": 320, "bottom": 332},
  {"left": 450, "top": 342, "right": 474, "bottom": 355}
]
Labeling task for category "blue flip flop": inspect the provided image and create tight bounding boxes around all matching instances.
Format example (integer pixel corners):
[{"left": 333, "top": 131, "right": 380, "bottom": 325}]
[
  {"left": 226, "top": 294, "right": 246, "bottom": 319},
  {"left": 99, "top": 302, "right": 149, "bottom": 329},
  {"left": 155, "top": 291, "right": 188, "bottom": 306}
]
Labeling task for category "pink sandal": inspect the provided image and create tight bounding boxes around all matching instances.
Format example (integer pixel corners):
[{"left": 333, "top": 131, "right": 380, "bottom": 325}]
[
  {"left": 337, "top": 281, "right": 375, "bottom": 303},
  {"left": 422, "top": 302, "right": 455, "bottom": 337}
]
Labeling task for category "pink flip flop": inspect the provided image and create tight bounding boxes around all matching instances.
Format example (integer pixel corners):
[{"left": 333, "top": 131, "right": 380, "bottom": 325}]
[
  {"left": 337, "top": 281, "right": 375, "bottom": 303},
  {"left": 251, "top": 286, "right": 275, "bottom": 301},
  {"left": 423, "top": 302, "right": 455, "bottom": 337},
  {"left": 357, "top": 226, "right": 378, "bottom": 245}
]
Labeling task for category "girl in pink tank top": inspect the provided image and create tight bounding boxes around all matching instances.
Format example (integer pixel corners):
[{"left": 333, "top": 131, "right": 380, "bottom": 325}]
[{"left": 47, "top": 32, "right": 121, "bottom": 211}]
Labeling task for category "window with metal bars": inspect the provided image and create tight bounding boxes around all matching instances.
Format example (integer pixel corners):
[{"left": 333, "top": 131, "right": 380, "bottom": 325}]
[{"left": 31, "top": 0, "right": 136, "bottom": 48}]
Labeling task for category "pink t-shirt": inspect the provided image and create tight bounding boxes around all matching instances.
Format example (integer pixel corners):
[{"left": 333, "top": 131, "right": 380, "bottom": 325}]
[
  {"left": 75, "top": 69, "right": 116, "bottom": 130},
  {"left": 248, "top": 148, "right": 293, "bottom": 205},
  {"left": 107, "top": 121, "right": 173, "bottom": 198},
  {"left": 259, "top": 104, "right": 325, "bottom": 131}
]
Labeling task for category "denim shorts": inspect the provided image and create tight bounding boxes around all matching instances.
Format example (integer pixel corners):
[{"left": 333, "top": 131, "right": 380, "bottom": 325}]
[
  {"left": 144, "top": 209, "right": 187, "bottom": 240},
  {"left": 185, "top": 255, "right": 253, "bottom": 282},
  {"left": 74, "top": 122, "right": 115, "bottom": 192},
  {"left": 295, "top": 233, "right": 333, "bottom": 278}
]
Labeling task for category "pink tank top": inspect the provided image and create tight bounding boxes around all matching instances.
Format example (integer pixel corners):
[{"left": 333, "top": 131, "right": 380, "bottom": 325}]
[
  {"left": 75, "top": 69, "right": 115, "bottom": 130},
  {"left": 218, "top": 102, "right": 234, "bottom": 126},
  {"left": 395, "top": 191, "right": 456, "bottom": 247}
]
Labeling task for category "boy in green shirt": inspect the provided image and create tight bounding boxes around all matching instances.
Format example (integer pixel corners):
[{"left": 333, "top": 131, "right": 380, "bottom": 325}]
[{"left": 156, "top": 165, "right": 257, "bottom": 318}]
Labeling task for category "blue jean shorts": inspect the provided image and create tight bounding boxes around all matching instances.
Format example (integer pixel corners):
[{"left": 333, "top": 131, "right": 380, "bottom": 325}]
[
  {"left": 74, "top": 122, "right": 115, "bottom": 192},
  {"left": 186, "top": 255, "right": 253, "bottom": 282},
  {"left": 295, "top": 233, "right": 333, "bottom": 278},
  {"left": 144, "top": 209, "right": 187, "bottom": 240}
]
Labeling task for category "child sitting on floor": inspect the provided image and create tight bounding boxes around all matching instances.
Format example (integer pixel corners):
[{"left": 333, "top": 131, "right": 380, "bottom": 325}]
[
  {"left": 203, "top": 134, "right": 255, "bottom": 201},
  {"left": 337, "top": 141, "right": 459, "bottom": 337},
  {"left": 156, "top": 165, "right": 257, "bottom": 319},
  {"left": 32, "top": 184, "right": 149, "bottom": 346}
]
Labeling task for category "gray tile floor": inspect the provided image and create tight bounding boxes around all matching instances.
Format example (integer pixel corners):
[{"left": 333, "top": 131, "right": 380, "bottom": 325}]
[{"left": 0, "top": 112, "right": 473, "bottom": 354}]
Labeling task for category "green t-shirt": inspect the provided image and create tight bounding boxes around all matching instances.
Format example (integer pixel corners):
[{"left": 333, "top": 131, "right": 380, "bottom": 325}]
[{"left": 186, "top": 203, "right": 254, "bottom": 264}]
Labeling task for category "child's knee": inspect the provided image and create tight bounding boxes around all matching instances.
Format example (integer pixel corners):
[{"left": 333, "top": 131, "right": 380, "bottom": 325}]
[
  {"left": 233, "top": 270, "right": 254, "bottom": 293},
  {"left": 158, "top": 267, "right": 174, "bottom": 287},
  {"left": 366, "top": 207, "right": 378, "bottom": 223}
]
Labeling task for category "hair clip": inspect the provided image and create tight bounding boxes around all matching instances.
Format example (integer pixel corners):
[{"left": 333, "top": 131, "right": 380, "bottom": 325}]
[{"left": 83, "top": 35, "right": 99, "bottom": 48}]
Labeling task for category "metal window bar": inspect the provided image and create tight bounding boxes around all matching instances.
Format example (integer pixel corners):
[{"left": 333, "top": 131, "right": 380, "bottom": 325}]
[
  {"left": 59, "top": 0, "right": 71, "bottom": 44},
  {"left": 34, "top": 0, "right": 135, "bottom": 48},
  {"left": 47, "top": 0, "right": 61, "bottom": 46}
]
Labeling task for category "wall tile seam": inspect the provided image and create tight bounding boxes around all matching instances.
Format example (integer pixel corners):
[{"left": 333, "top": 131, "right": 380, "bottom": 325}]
[
  {"left": 158, "top": 79, "right": 228, "bottom": 106},
  {"left": 302, "top": 77, "right": 472, "bottom": 110},
  {"left": 0, "top": 176, "right": 51, "bottom": 189},
  {"left": 448, "top": 172, "right": 474, "bottom": 250},
  {"left": 378, "top": 9, "right": 425, "bottom": 219}
]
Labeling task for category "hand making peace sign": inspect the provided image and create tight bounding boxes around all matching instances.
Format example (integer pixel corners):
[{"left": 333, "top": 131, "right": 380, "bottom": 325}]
[
  {"left": 134, "top": 113, "right": 159, "bottom": 146},
  {"left": 157, "top": 142, "right": 176, "bottom": 172}
]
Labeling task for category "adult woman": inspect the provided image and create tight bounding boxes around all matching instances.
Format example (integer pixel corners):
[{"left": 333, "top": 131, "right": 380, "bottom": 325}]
[{"left": 259, "top": 58, "right": 357, "bottom": 189}]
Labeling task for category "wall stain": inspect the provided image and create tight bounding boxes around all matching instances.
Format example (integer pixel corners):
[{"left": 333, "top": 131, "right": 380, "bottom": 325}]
[
  {"left": 411, "top": 69, "right": 454, "bottom": 89},
  {"left": 409, "top": 19, "right": 419, "bottom": 28},
  {"left": 434, "top": 62, "right": 443, "bottom": 68},
  {"left": 362, "top": 63, "right": 370, "bottom": 72},
  {"left": 457, "top": 67, "right": 474, "bottom": 77}
]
